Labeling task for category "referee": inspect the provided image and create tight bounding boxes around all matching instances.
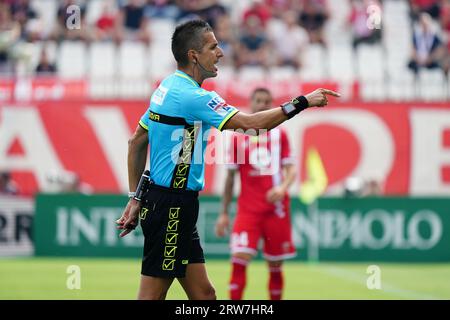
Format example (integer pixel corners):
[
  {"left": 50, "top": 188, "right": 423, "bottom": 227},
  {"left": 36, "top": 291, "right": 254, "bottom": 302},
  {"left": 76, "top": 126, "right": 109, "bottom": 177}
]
[{"left": 116, "top": 19, "right": 339, "bottom": 300}]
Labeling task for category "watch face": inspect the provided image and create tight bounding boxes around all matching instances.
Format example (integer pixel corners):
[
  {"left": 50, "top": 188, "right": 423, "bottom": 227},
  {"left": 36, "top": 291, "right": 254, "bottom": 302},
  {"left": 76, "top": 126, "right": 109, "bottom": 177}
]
[{"left": 283, "top": 103, "right": 296, "bottom": 113}]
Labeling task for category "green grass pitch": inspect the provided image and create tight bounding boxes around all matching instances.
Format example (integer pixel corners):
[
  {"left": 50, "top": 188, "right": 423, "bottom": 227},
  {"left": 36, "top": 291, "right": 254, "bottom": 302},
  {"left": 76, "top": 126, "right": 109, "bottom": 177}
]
[{"left": 1, "top": 258, "right": 449, "bottom": 300}]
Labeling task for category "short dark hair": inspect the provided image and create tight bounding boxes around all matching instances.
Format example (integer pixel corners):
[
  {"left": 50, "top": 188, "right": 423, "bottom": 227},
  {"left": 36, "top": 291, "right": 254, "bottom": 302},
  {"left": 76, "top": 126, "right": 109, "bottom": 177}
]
[
  {"left": 251, "top": 87, "right": 272, "bottom": 99},
  {"left": 171, "top": 20, "right": 213, "bottom": 67}
]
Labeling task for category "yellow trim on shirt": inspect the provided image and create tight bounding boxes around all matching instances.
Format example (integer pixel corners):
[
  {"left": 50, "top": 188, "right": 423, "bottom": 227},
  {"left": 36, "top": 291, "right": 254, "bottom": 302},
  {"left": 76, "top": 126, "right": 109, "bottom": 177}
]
[
  {"left": 174, "top": 71, "right": 199, "bottom": 87},
  {"left": 218, "top": 109, "right": 239, "bottom": 131},
  {"left": 139, "top": 120, "right": 148, "bottom": 130}
]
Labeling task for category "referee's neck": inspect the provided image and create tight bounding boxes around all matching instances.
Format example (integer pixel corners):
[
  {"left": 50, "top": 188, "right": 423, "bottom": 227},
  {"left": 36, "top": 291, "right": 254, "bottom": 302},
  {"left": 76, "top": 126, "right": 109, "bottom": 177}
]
[{"left": 177, "top": 66, "right": 203, "bottom": 86}]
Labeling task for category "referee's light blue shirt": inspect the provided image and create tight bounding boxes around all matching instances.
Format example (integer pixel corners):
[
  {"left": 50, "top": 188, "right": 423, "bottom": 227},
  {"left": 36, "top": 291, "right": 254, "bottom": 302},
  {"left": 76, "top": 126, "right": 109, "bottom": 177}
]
[{"left": 139, "top": 70, "right": 239, "bottom": 191}]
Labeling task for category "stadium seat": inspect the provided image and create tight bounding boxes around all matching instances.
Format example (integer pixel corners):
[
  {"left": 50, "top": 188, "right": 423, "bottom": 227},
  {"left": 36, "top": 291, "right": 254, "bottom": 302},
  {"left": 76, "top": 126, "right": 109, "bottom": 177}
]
[
  {"left": 88, "top": 42, "right": 117, "bottom": 78},
  {"left": 222, "top": 0, "right": 252, "bottom": 24},
  {"left": 359, "top": 80, "right": 386, "bottom": 101},
  {"left": 386, "top": 50, "right": 411, "bottom": 75},
  {"left": 29, "top": 41, "right": 58, "bottom": 74},
  {"left": 148, "top": 19, "right": 175, "bottom": 46},
  {"left": 299, "top": 44, "right": 326, "bottom": 81},
  {"left": 216, "top": 65, "right": 235, "bottom": 82},
  {"left": 323, "top": 0, "right": 351, "bottom": 46},
  {"left": 57, "top": 41, "right": 87, "bottom": 79},
  {"left": 418, "top": 69, "right": 447, "bottom": 101},
  {"left": 239, "top": 66, "right": 266, "bottom": 82},
  {"left": 268, "top": 66, "right": 296, "bottom": 81},
  {"left": 117, "top": 42, "right": 149, "bottom": 98},
  {"left": 356, "top": 44, "right": 386, "bottom": 100},
  {"left": 30, "top": 0, "right": 58, "bottom": 38},
  {"left": 447, "top": 74, "right": 450, "bottom": 100},
  {"left": 118, "top": 79, "right": 151, "bottom": 99},
  {"left": 383, "top": 24, "right": 412, "bottom": 59},
  {"left": 383, "top": 0, "right": 413, "bottom": 55},
  {"left": 88, "top": 42, "right": 117, "bottom": 98},
  {"left": 118, "top": 41, "right": 147, "bottom": 79},
  {"left": 148, "top": 44, "right": 176, "bottom": 81},
  {"left": 385, "top": 49, "right": 414, "bottom": 101},
  {"left": 356, "top": 44, "right": 385, "bottom": 80},
  {"left": 328, "top": 45, "right": 355, "bottom": 82},
  {"left": 383, "top": 0, "right": 410, "bottom": 20},
  {"left": 387, "top": 69, "right": 415, "bottom": 101}
]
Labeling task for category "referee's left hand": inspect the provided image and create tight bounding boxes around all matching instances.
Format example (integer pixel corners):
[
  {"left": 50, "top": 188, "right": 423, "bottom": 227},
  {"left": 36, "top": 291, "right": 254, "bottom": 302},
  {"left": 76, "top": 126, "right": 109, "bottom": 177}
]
[
  {"left": 116, "top": 199, "right": 140, "bottom": 237},
  {"left": 304, "top": 88, "right": 341, "bottom": 108}
]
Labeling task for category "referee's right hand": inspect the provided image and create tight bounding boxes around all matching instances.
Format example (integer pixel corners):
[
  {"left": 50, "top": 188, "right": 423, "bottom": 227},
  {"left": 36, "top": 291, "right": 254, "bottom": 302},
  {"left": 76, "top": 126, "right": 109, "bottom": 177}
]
[{"left": 116, "top": 199, "right": 140, "bottom": 237}]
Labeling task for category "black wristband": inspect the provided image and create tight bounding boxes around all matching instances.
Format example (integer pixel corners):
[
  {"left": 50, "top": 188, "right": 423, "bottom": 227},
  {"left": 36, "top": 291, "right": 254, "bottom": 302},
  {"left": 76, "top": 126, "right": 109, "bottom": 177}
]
[
  {"left": 281, "top": 95, "right": 309, "bottom": 119},
  {"left": 133, "top": 170, "right": 151, "bottom": 202}
]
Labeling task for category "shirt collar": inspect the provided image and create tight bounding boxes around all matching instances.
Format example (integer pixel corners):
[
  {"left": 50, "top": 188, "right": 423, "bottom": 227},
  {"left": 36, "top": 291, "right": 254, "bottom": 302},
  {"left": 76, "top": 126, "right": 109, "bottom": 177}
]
[{"left": 174, "top": 70, "right": 200, "bottom": 87}]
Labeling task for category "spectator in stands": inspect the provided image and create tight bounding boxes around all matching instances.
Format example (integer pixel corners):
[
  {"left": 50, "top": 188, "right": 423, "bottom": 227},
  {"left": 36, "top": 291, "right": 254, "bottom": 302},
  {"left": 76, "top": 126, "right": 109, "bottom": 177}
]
[
  {"left": 362, "top": 178, "right": 383, "bottom": 196},
  {"left": 176, "top": 0, "right": 227, "bottom": 27},
  {"left": 0, "top": 3, "right": 21, "bottom": 75},
  {"left": 298, "top": 0, "right": 329, "bottom": 45},
  {"left": 175, "top": 0, "right": 202, "bottom": 23},
  {"left": 269, "top": 10, "right": 309, "bottom": 69},
  {"left": 35, "top": 47, "right": 57, "bottom": 75},
  {"left": 343, "top": 176, "right": 364, "bottom": 198},
  {"left": 440, "top": 0, "right": 450, "bottom": 75},
  {"left": 9, "top": 0, "right": 37, "bottom": 40},
  {"left": 54, "top": 0, "right": 91, "bottom": 42},
  {"left": 348, "top": 0, "right": 382, "bottom": 49},
  {"left": 46, "top": 170, "right": 93, "bottom": 194},
  {"left": 94, "top": 1, "right": 118, "bottom": 42},
  {"left": 62, "top": 173, "right": 93, "bottom": 194},
  {"left": 196, "top": 0, "right": 227, "bottom": 28},
  {"left": 344, "top": 176, "right": 383, "bottom": 197},
  {"left": 408, "top": 12, "right": 445, "bottom": 73},
  {"left": 410, "top": 0, "right": 441, "bottom": 20},
  {"left": 237, "top": 15, "right": 270, "bottom": 68},
  {"left": 10, "top": 0, "right": 47, "bottom": 42},
  {"left": 144, "top": 0, "right": 180, "bottom": 20},
  {"left": 266, "top": 0, "right": 297, "bottom": 19},
  {"left": 116, "top": 0, "right": 151, "bottom": 44},
  {"left": 0, "top": 171, "right": 19, "bottom": 195},
  {"left": 243, "top": 0, "right": 272, "bottom": 28}
]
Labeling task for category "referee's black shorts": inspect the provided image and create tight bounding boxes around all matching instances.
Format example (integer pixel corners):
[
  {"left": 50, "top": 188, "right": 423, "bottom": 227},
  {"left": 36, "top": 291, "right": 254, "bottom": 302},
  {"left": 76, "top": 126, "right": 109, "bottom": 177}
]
[{"left": 139, "top": 184, "right": 205, "bottom": 278}]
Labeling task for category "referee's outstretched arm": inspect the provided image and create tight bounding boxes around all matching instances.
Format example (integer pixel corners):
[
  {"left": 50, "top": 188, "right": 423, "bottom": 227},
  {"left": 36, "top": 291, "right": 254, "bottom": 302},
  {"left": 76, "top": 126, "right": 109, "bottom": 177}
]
[{"left": 222, "top": 88, "right": 340, "bottom": 133}]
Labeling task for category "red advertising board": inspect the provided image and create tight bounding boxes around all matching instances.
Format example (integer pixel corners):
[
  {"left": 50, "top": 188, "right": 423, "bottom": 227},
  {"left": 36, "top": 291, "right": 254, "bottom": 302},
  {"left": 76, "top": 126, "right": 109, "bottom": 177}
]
[{"left": 1, "top": 100, "right": 449, "bottom": 196}]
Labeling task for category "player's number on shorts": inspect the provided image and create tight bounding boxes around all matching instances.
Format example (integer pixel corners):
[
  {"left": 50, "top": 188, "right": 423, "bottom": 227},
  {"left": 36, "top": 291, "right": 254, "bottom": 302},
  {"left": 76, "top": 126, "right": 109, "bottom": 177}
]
[{"left": 231, "top": 232, "right": 249, "bottom": 247}]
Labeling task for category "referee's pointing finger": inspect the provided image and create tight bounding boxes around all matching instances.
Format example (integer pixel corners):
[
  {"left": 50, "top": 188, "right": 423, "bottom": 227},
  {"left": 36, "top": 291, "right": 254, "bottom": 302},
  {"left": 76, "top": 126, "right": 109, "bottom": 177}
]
[{"left": 321, "top": 89, "right": 341, "bottom": 97}]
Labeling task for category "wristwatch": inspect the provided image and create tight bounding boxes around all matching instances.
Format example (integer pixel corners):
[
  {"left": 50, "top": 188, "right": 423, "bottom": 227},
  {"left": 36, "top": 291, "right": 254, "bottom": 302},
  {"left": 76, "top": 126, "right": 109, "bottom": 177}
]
[{"left": 280, "top": 95, "right": 309, "bottom": 119}]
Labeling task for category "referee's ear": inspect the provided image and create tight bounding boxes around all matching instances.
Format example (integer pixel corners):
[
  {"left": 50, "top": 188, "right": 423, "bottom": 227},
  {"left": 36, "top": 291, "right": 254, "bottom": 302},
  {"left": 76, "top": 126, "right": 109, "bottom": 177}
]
[{"left": 187, "top": 49, "right": 199, "bottom": 65}]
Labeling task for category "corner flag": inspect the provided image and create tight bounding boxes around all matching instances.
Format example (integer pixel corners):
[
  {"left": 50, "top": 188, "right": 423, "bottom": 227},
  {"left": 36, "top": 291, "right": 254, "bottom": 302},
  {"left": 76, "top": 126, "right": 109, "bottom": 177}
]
[{"left": 298, "top": 147, "right": 328, "bottom": 205}]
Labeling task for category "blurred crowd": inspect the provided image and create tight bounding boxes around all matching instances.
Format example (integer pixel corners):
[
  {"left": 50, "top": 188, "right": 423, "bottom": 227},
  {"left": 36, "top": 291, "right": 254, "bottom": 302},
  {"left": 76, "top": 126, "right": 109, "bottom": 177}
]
[
  {"left": 0, "top": 171, "right": 19, "bottom": 195},
  {"left": 408, "top": 1, "right": 450, "bottom": 75},
  {"left": 0, "top": 0, "right": 449, "bottom": 76}
]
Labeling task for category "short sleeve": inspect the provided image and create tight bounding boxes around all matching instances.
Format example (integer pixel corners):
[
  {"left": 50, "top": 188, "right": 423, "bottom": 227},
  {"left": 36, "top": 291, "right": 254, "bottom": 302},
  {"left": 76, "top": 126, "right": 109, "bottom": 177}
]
[
  {"left": 186, "top": 90, "right": 239, "bottom": 131},
  {"left": 281, "top": 129, "right": 295, "bottom": 166},
  {"left": 139, "top": 108, "right": 150, "bottom": 130}
]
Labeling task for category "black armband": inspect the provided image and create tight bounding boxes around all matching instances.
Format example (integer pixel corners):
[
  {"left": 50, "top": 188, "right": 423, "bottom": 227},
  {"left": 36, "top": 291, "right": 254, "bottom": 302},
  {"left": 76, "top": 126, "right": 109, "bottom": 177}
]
[
  {"left": 133, "top": 170, "right": 151, "bottom": 202},
  {"left": 280, "top": 95, "right": 309, "bottom": 119}
]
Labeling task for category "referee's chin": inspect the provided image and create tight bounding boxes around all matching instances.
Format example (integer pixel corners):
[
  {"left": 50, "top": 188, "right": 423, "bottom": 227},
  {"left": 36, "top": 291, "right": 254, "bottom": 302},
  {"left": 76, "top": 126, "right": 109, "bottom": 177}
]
[{"left": 204, "top": 70, "right": 218, "bottom": 79}]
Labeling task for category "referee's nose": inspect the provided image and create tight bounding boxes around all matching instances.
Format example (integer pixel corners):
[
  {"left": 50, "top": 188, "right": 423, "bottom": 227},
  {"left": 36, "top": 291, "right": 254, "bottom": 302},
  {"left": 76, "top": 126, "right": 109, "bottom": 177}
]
[{"left": 216, "top": 46, "right": 224, "bottom": 59}]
